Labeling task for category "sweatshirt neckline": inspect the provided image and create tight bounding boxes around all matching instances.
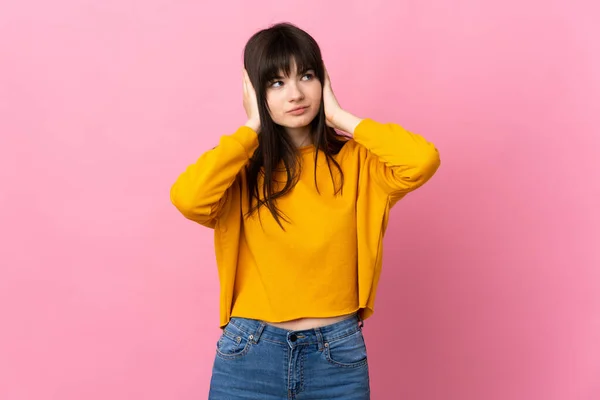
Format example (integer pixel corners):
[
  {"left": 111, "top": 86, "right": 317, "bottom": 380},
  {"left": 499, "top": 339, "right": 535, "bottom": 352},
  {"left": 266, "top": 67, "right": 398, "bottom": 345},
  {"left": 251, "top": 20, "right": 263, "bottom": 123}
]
[{"left": 298, "top": 144, "right": 316, "bottom": 154}]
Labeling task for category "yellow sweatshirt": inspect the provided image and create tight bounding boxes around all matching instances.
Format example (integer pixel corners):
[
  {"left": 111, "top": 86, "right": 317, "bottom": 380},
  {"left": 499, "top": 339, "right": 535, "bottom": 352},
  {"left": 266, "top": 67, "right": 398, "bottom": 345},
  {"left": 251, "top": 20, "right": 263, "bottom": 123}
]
[{"left": 171, "top": 118, "right": 440, "bottom": 328}]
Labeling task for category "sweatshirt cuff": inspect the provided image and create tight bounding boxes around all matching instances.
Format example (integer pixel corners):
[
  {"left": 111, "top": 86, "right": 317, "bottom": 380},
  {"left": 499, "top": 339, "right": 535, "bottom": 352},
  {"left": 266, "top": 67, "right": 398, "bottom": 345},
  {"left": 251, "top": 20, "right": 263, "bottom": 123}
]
[
  {"left": 230, "top": 126, "right": 259, "bottom": 157},
  {"left": 352, "top": 118, "right": 380, "bottom": 140}
]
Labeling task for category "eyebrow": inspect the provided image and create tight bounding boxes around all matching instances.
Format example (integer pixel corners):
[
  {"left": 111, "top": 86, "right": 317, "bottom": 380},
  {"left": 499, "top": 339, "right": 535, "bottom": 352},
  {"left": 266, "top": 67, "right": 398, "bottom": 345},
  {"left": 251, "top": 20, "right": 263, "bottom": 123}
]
[{"left": 270, "top": 68, "right": 315, "bottom": 80}]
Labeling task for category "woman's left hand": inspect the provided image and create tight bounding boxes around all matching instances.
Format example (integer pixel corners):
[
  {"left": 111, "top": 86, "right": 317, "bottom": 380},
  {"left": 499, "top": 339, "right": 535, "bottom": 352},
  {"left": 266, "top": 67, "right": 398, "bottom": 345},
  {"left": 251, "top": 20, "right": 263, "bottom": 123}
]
[{"left": 323, "top": 64, "right": 344, "bottom": 128}]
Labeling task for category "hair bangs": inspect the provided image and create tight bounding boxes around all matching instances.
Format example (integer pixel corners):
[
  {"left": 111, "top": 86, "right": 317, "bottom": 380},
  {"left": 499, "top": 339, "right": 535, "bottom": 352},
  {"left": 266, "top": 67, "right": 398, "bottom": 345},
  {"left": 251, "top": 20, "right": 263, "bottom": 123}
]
[{"left": 260, "top": 38, "right": 317, "bottom": 85}]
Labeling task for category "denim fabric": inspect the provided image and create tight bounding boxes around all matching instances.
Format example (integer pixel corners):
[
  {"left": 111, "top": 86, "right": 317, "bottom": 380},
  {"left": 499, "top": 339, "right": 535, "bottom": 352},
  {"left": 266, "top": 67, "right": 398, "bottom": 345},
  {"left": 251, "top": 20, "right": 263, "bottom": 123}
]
[{"left": 208, "top": 313, "right": 370, "bottom": 399}]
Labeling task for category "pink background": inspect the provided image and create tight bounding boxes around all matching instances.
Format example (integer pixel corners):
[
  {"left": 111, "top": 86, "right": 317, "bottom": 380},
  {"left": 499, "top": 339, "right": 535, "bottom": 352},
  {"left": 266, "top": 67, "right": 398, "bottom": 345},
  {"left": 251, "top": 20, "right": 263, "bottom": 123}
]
[{"left": 1, "top": 1, "right": 599, "bottom": 399}]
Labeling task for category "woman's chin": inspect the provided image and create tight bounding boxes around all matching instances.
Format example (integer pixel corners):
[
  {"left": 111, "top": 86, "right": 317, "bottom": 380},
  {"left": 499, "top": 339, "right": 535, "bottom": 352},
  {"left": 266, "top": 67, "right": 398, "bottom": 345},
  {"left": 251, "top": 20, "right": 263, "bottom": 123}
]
[{"left": 280, "top": 114, "right": 318, "bottom": 128}]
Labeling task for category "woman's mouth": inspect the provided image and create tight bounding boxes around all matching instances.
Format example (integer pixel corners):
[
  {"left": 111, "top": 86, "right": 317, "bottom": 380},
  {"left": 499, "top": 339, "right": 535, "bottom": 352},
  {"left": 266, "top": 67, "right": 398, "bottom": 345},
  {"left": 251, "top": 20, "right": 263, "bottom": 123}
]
[{"left": 288, "top": 106, "right": 308, "bottom": 115}]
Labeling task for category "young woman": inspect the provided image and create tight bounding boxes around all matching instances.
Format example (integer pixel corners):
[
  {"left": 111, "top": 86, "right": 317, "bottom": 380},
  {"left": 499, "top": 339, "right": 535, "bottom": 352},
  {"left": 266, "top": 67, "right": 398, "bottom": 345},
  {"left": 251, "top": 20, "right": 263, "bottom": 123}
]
[{"left": 171, "top": 22, "right": 440, "bottom": 400}]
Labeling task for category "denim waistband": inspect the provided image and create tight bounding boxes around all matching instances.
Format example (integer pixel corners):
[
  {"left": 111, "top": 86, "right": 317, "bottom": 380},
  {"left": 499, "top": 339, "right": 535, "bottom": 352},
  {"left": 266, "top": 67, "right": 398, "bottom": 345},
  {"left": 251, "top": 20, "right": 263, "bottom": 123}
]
[{"left": 226, "top": 313, "right": 364, "bottom": 348}]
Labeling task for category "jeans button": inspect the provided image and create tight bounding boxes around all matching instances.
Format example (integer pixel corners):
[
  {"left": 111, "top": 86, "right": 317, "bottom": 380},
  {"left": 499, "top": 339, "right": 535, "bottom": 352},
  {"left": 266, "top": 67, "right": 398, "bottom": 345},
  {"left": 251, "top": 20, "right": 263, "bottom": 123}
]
[{"left": 290, "top": 334, "right": 297, "bottom": 342}]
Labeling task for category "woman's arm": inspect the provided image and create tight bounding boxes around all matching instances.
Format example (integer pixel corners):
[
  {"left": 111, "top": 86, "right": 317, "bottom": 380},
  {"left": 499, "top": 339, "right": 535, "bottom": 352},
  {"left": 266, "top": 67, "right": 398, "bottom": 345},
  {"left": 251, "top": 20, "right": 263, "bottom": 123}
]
[
  {"left": 170, "top": 125, "right": 258, "bottom": 228},
  {"left": 323, "top": 65, "right": 440, "bottom": 198},
  {"left": 334, "top": 110, "right": 440, "bottom": 196}
]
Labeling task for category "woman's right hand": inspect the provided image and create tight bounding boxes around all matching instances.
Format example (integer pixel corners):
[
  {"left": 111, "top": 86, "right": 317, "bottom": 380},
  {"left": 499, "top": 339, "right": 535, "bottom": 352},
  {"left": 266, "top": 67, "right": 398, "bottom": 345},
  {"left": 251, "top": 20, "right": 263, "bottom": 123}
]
[{"left": 243, "top": 69, "right": 261, "bottom": 133}]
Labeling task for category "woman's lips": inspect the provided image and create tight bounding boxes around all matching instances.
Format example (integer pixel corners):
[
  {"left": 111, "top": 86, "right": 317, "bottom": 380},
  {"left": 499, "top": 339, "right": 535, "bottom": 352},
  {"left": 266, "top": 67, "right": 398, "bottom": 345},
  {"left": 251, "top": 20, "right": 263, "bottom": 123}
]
[{"left": 288, "top": 106, "right": 308, "bottom": 115}]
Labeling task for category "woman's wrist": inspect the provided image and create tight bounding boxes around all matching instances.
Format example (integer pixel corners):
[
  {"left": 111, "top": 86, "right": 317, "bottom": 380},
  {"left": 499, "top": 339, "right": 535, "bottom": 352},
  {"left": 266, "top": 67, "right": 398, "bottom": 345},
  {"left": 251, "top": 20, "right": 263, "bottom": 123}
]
[
  {"left": 332, "top": 109, "right": 363, "bottom": 135},
  {"left": 244, "top": 119, "right": 260, "bottom": 133}
]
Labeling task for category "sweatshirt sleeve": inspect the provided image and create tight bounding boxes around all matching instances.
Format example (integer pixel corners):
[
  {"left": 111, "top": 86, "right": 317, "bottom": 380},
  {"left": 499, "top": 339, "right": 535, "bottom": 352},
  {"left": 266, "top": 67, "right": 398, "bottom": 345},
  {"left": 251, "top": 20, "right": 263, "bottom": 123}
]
[
  {"left": 352, "top": 118, "right": 440, "bottom": 200},
  {"left": 170, "top": 125, "right": 259, "bottom": 228}
]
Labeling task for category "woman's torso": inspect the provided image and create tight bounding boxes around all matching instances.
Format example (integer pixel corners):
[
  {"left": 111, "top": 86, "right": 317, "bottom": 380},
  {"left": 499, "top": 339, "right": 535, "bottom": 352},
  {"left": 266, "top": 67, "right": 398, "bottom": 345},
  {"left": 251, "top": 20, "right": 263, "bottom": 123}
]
[{"left": 231, "top": 144, "right": 361, "bottom": 329}]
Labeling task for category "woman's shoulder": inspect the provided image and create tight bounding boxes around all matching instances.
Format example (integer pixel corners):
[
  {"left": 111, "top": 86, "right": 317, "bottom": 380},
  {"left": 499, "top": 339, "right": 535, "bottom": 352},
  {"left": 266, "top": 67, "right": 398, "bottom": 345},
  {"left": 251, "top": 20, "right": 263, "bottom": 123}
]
[{"left": 334, "top": 136, "right": 368, "bottom": 161}]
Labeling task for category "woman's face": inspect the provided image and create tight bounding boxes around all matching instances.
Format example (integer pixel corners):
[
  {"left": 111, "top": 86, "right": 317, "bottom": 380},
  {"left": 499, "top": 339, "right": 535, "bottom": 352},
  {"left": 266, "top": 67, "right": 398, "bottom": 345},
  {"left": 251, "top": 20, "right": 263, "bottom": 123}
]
[{"left": 265, "top": 59, "right": 322, "bottom": 130}]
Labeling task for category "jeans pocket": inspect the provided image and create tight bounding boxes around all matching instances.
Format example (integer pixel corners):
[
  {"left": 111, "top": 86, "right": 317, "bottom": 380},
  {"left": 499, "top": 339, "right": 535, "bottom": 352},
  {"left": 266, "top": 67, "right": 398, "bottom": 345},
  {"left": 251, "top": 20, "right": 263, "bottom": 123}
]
[
  {"left": 215, "top": 323, "right": 253, "bottom": 360},
  {"left": 324, "top": 329, "right": 368, "bottom": 368}
]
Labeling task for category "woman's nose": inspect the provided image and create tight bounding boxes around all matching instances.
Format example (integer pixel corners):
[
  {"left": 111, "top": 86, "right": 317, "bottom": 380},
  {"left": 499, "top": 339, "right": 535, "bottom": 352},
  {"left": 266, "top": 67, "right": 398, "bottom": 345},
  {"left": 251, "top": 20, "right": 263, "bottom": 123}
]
[{"left": 288, "top": 81, "right": 305, "bottom": 100}]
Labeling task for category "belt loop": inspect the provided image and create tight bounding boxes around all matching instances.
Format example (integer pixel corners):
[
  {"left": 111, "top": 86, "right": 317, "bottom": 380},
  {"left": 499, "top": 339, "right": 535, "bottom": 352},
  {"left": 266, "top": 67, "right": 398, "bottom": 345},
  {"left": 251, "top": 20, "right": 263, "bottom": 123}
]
[
  {"left": 252, "top": 322, "right": 266, "bottom": 344},
  {"left": 357, "top": 312, "right": 364, "bottom": 330},
  {"left": 315, "top": 327, "right": 325, "bottom": 351}
]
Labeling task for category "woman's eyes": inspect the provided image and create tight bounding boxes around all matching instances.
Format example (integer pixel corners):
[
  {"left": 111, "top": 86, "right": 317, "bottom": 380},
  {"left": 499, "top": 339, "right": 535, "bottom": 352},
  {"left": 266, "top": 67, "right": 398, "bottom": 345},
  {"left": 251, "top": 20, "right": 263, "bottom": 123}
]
[{"left": 270, "top": 73, "right": 314, "bottom": 88}]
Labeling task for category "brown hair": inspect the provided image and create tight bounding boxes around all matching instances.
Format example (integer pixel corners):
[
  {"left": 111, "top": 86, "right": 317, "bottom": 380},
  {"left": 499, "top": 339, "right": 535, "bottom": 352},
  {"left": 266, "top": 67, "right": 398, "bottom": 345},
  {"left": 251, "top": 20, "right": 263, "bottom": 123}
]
[{"left": 243, "top": 22, "right": 347, "bottom": 229}]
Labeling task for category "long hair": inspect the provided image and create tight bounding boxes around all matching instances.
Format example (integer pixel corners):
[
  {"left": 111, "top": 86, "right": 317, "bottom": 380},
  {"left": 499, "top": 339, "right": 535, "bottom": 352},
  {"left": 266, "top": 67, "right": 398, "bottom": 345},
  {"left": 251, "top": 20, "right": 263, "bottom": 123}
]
[{"left": 243, "top": 22, "right": 347, "bottom": 229}]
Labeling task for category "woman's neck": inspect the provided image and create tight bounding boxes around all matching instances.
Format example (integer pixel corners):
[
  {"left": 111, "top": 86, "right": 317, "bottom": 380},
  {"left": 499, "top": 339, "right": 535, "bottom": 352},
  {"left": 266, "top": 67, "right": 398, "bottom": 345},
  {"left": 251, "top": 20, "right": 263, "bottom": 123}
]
[{"left": 285, "top": 125, "right": 313, "bottom": 148}]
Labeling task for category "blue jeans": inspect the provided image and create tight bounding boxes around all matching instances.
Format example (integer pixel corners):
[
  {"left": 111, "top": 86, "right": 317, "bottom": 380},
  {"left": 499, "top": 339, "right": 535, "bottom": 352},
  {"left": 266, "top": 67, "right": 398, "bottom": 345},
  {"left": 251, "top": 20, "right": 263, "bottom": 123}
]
[{"left": 208, "top": 313, "right": 370, "bottom": 399}]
